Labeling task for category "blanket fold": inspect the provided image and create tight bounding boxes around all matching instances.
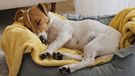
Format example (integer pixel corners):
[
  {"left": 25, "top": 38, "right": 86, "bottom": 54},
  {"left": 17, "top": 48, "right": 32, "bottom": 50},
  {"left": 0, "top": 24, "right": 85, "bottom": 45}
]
[
  {"left": 109, "top": 8, "right": 135, "bottom": 48},
  {"left": 0, "top": 21, "right": 113, "bottom": 76}
]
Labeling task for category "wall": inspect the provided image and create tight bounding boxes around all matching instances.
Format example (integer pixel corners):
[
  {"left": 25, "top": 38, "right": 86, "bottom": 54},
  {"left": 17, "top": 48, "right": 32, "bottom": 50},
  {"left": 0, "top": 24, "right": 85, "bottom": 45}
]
[
  {"left": 74, "top": 0, "right": 134, "bottom": 16},
  {"left": 129, "top": 0, "right": 135, "bottom": 7}
]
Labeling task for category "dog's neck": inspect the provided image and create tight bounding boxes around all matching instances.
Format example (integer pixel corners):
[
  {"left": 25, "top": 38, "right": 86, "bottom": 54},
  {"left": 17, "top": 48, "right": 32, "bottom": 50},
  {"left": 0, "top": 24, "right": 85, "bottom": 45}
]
[
  {"left": 48, "top": 12, "right": 54, "bottom": 26},
  {"left": 48, "top": 12, "right": 67, "bottom": 28}
]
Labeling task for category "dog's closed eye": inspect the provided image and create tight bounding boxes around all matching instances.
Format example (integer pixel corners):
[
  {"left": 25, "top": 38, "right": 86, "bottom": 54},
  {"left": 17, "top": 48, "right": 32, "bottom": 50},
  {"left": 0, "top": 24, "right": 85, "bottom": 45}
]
[{"left": 37, "top": 19, "right": 41, "bottom": 26}]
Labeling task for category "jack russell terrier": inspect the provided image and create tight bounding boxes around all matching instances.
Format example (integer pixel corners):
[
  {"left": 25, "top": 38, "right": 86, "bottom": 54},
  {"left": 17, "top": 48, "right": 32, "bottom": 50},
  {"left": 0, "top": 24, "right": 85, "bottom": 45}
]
[{"left": 15, "top": 3, "right": 122, "bottom": 74}]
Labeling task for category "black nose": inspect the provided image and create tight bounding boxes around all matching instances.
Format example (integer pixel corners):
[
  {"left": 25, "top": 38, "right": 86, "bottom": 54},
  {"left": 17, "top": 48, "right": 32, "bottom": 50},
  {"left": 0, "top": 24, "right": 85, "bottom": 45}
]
[{"left": 39, "top": 35, "right": 47, "bottom": 44}]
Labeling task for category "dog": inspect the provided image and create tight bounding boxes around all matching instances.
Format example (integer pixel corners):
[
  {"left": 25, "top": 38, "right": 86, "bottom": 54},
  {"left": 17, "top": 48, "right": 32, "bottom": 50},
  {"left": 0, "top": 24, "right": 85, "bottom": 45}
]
[{"left": 15, "top": 3, "right": 122, "bottom": 74}]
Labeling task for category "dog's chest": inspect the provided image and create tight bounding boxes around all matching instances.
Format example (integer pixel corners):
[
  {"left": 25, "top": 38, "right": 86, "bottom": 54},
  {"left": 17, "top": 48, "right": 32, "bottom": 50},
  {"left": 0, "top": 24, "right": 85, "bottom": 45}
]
[{"left": 47, "top": 27, "right": 58, "bottom": 44}]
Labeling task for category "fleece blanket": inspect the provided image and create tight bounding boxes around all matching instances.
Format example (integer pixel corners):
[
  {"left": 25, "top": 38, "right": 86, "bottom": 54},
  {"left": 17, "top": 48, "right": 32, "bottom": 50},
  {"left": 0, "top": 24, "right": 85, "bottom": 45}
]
[
  {"left": 109, "top": 8, "right": 135, "bottom": 48},
  {"left": 0, "top": 14, "right": 113, "bottom": 76}
]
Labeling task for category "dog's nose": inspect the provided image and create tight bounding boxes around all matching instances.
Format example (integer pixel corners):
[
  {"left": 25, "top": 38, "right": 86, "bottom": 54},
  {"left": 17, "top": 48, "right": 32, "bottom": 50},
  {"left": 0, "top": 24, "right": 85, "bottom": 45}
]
[{"left": 39, "top": 35, "right": 47, "bottom": 44}]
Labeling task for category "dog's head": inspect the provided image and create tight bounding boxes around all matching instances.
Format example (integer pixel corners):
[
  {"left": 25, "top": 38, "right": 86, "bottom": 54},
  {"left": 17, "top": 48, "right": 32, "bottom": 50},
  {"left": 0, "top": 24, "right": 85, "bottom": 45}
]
[{"left": 14, "top": 3, "right": 51, "bottom": 44}]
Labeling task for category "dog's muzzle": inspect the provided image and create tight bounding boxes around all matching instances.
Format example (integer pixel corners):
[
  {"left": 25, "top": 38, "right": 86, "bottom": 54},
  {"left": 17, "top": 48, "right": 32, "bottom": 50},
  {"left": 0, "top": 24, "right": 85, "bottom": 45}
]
[{"left": 39, "top": 35, "right": 47, "bottom": 44}]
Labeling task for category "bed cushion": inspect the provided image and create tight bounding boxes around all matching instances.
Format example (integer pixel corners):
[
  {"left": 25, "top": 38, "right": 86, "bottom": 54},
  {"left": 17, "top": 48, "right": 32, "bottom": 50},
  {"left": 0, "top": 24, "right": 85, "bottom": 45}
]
[
  {"left": 2, "top": 14, "right": 134, "bottom": 76},
  {"left": 18, "top": 44, "right": 135, "bottom": 76},
  {"left": 0, "top": 50, "right": 8, "bottom": 76}
]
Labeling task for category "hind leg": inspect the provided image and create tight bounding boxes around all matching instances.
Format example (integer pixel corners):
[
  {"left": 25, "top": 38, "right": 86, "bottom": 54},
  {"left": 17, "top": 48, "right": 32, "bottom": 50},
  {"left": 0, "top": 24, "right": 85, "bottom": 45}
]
[
  {"left": 58, "top": 34, "right": 117, "bottom": 74},
  {"left": 59, "top": 41, "right": 98, "bottom": 74}
]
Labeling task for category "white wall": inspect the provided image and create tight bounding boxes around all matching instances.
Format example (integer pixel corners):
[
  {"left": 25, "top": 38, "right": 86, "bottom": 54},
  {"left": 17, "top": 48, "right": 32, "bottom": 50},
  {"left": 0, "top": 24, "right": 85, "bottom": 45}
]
[
  {"left": 74, "top": 0, "right": 133, "bottom": 16},
  {"left": 129, "top": 0, "right": 135, "bottom": 7}
]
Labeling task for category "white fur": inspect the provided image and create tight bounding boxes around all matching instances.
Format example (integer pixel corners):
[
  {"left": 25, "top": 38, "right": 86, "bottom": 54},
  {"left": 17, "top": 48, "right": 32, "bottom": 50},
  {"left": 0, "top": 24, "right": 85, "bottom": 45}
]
[{"left": 41, "top": 12, "right": 122, "bottom": 73}]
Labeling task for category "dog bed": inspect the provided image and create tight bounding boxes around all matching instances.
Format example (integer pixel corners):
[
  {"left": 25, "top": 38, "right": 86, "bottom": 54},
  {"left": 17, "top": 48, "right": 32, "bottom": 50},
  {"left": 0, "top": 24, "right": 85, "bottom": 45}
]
[
  {"left": 18, "top": 10, "right": 135, "bottom": 76},
  {"left": 18, "top": 44, "right": 135, "bottom": 76},
  {"left": 1, "top": 8, "right": 135, "bottom": 76}
]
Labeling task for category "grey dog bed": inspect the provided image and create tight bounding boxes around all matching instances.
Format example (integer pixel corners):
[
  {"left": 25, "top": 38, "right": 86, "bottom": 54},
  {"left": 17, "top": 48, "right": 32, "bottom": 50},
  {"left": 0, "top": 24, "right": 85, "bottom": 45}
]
[
  {"left": 18, "top": 44, "right": 135, "bottom": 76},
  {"left": 1, "top": 14, "right": 135, "bottom": 76},
  {"left": 18, "top": 14, "right": 135, "bottom": 76}
]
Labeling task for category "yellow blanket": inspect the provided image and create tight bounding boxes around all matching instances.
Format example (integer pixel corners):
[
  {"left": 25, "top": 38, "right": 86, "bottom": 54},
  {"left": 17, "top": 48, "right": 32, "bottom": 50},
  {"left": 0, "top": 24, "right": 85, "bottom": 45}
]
[
  {"left": 109, "top": 8, "right": 135, "bottom": 48},
  {"left": 0, "top": 19, "right": 113, "bottom": 76}
]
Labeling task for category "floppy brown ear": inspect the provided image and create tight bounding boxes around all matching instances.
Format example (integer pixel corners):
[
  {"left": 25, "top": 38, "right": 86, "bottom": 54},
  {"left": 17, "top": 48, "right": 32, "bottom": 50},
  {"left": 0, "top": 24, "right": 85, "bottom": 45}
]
[
  {"left": 14, "top": 9, "right": 25, "bottom": 21},
  {"left": 23, "top": 10, "right": 37, "bottom": 34},
  {"left": 38, "top": 3, "right": 51, "bottom": 16}
]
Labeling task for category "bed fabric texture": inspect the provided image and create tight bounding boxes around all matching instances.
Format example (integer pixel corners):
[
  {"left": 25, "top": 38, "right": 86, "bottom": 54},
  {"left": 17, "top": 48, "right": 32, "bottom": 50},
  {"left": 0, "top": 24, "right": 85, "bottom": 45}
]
[
  {"left": 18, "top": 44, "right": 135, "bottom": 76},
  {"left": 1, "top": 14, "right": 135, "bottom": 76}
]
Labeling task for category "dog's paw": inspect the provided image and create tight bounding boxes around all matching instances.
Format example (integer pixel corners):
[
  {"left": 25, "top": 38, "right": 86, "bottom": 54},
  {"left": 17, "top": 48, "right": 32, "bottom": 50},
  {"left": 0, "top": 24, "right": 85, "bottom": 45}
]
[
  {"left": 52, "top": 52, "right": 63, "bottom": 60},
  {"left": 59, "top": 66, "right": 71, "bottom": 74},
  {"left": 39, "top": 52, "right": 51, "bottom": 60}
]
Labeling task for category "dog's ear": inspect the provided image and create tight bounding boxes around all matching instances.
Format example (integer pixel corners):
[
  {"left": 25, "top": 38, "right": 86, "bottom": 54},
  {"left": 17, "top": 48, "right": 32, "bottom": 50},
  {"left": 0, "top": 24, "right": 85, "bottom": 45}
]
[
  {"left": 38, "top": 3, "right": 51, "bottom": 16},
  {"left": 23, "top": 10, "right": 37, "bottom": 34},
  {"left": 14, "top": 9, "right": 25, "bottom": 21}
]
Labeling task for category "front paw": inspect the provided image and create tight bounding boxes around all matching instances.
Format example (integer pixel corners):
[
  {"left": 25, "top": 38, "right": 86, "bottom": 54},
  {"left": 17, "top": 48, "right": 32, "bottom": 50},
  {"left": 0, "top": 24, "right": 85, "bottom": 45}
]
[
  {"left": 39, "top": 52, "right": 51, "bottom": 60},
  {"left": 59, "top": 66, "right": 71, "bottom": 74},
  {"left": 52, "top": 52, "right": 63, "bottom": 60}
]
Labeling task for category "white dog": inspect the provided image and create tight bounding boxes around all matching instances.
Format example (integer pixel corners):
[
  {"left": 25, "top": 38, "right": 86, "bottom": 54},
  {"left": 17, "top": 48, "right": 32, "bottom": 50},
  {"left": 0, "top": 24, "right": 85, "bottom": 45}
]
[{"left": 16, "top": 3, "right": 121, "bottom": 74}]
